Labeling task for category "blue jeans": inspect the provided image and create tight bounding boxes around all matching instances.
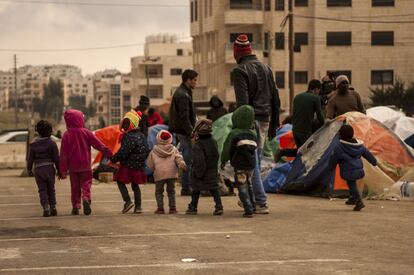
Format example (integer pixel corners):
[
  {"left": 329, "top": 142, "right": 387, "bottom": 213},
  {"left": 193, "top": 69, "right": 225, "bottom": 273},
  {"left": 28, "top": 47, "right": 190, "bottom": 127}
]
[
  {"left": 177, "top": 134, "right": 192, "bottom": 191},
  {"left": 347, "top": 180, "right": 361, "bottom": 201},
  {"left": 235, "top": 170, "right": 255, "bottom": 215},
  {"left": 251, "top": 120, "right": 269, "bottom": 207}
]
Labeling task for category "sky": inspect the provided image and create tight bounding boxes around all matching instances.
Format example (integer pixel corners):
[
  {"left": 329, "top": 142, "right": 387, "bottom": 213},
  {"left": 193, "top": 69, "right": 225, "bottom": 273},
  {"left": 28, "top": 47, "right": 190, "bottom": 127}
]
[{"left": 0, "top": 0, "right": 189, "bottom": 75}]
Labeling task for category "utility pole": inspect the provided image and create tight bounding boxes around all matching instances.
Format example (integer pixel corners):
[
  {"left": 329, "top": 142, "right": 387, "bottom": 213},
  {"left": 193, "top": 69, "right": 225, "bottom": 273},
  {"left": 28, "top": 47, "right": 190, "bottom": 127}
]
[
  {"left": 13, "top": 54, "right": 19, "bottom": 129},
  {"left": 288, "top": 0, "right": 294, "bottom": 114}
]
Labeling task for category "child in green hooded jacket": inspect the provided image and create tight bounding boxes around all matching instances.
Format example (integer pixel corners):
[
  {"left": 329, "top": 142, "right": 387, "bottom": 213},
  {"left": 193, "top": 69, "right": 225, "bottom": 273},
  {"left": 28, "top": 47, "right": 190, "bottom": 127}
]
[{"left": 221, "top": 105, "right": 257, "bottom": 218}]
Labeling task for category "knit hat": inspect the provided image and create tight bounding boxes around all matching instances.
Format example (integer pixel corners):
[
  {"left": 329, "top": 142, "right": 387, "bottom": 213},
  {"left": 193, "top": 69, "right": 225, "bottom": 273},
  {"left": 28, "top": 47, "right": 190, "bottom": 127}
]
[
  {"left": 156, "top": 130, "right": 172, "bottom": 145},
  {"left": 335, "top": 75, "right": 349, "bottom": 87},
  {"left": 139, "top": 95, "right": 150, "bottom": 107},
  {"left": 233, "top": 34, "right": 252, "bottom": 61},
  {"left": 120, "top": 110, "right": 141, "bottom": 132},
  {"left": 192, "top": 119, "right": 213, "bottom": 141}
]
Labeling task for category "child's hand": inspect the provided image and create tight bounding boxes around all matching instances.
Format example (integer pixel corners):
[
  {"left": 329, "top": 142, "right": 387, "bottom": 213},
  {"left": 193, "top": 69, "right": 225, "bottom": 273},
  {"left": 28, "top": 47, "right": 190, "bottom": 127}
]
[
  {"left": 179, "top": 163, "right": 187, "bottom": 171},
  {"left": 28, "top": 170, "right": 34, "bottom": 177}
]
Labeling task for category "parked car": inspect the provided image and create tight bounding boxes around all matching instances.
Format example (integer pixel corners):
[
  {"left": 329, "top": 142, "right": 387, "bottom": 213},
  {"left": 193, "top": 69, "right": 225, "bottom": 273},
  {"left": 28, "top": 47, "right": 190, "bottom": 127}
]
[{"left": 0, "top": 131, "right": 60, "bottom": 143}]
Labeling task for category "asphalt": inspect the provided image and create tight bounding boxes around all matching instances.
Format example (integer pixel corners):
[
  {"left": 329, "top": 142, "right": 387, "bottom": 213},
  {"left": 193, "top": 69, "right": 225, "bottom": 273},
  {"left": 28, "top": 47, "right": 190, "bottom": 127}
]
[{"left": 0, "top": 169, "right": 413, "bottom": 275}]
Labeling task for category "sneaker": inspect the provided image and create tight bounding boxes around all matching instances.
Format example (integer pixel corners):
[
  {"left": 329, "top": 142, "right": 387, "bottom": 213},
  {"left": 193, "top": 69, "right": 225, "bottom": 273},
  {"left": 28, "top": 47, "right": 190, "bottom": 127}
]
[
  {"left": 255, "top": 205, "right": 270, "bottom": 214},
  {"left": 50, "top": 206, "right": 57, "bottom": 216},
  {"left": 169, "top": 208, "right": 178, "bottom": 214},
  {"left": 83, "top": 200, "right": 92, "bottom": 216},
  {"left": 345, "top": 198, "right": 356, "bottom": 205},
  {"left": 213, "top": 208, "right": 224, "bottom": 216},
  {"left": 353, "top": 200, "right": 365, "bottom": 211},
  {"left": 122, "top": 201, "right": 134, "bottom": 214},
  {"left": 180, "top": 189, "right": 192, "bottom": 196},
  {"left": 185, "top": 207, "right": 197, "bottom": 215},
  {"left": 71, "top": 208, "right": 79, "bottom": 215},
  {"left": 43, "top": 208, "right": 50, "bottom": 217},
  {"left": 243, "top": 213, "right": 253, "bottom": 218},
  {"left": 154, "top": 208, "right": 165, "bottom": 214},
  {"left": 133, "top": 207, "right": 142, "bottom": 214}
]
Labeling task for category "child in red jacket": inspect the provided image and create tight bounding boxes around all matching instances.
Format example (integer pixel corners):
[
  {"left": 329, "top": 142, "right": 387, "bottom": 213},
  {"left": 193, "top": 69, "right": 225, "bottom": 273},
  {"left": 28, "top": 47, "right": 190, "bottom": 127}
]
[{"left": 60, "top": 109, "right": 112, "bottom": 216}]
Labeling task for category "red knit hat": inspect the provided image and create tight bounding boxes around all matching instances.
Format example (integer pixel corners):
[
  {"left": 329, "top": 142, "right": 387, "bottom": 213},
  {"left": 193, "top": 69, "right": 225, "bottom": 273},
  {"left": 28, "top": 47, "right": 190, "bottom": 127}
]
[
  {"left": 233, "top": 34, "right": 252, "bottom": 61},
  {"left": 160, "top": 131, "right": 171, "bottom": 141}
]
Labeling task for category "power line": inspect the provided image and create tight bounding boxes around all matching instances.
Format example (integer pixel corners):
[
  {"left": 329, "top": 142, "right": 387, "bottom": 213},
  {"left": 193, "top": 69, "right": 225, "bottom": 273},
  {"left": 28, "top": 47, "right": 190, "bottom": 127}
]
[
  {"left": 0, "top": 0, "right": 188, "bottom": 8},
  {"left": 295, "top": 14, "right": 414, "bottom": 24}
]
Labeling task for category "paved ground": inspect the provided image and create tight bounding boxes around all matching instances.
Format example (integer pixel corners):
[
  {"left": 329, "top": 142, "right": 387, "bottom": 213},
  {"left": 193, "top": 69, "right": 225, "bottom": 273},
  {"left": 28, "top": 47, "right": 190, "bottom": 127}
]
[{"left": 0, "top": 169, "right": 413, "bottom": 275}]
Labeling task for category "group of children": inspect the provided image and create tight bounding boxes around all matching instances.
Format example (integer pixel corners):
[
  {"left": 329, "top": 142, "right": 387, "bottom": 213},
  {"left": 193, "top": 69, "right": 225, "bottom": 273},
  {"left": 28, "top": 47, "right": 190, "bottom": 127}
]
[{"left": 28, "top": 106, "right": 377, "bottom": 217}]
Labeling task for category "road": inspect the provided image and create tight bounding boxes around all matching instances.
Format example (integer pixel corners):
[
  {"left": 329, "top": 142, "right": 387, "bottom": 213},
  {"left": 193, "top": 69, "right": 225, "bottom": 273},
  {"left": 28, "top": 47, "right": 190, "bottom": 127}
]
[{"left": 0, "top": 169, "right": 413, "bottom": 274}]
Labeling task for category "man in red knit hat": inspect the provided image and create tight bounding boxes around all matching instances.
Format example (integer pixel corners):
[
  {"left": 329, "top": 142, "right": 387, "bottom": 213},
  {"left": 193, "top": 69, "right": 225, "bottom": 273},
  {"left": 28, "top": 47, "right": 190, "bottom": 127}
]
[{"left": 232, "top": 34, "right": 281, "bottom": 214}]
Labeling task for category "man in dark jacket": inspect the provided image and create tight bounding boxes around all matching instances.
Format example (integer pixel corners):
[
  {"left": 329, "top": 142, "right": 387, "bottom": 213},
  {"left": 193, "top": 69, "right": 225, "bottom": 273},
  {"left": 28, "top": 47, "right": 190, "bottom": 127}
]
[
  {"left": 169, "top": 69, "right": 197, "bottom": 195},
  {"left": 207, "top": 95, "right": 228, "bottom": 122},
  {"left": 232, "top": 34, "right": 281, "bottom": 214}
]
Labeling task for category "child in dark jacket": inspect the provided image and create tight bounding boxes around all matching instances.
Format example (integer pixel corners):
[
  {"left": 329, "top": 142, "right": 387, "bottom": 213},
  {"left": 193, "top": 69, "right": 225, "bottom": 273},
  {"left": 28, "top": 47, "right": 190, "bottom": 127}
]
[
  {"left": 28, "top": 120, "right": 60, "bottom": 217},
  {"left": 329, "top": 125, "right": 377, "bottom": 211},
  {"left": 185, "top": 119, "right": 223, "bottom": 216},
  {"left": 221, "top": 105, "right": 257, "bottom": 218},
  {"left": 111, "top": 111, "right": 149, "bottom": 214}
]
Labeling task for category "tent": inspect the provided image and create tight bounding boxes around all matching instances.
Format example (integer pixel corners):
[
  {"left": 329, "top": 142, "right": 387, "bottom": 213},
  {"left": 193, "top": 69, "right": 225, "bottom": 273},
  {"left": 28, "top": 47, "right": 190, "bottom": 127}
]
[{"left": 281, "top": 112, "right": 414, "bottom": 197}]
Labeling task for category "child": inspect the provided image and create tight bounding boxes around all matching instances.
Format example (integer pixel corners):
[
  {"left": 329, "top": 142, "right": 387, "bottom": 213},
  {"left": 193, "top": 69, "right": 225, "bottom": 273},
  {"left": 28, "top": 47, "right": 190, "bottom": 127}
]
[
  {"left": 221, "top": 105, "right": 257, "bottom": 218},
  {"left": 110, "top": 111, "right": 149, "bottom": 214},
  {"left": 27, "top": 120, "right": 60, "bottom": 217},
  {"left": 60, "top": 109, "right": 112, "bottom": 216},
  {"left": 185, "top": 119, "right": 223, "bottom": 215},
  {"left": 147, "top": 130, "right": 186, "bottom": 214},
  {"left": 329, "top": 124, "right": 377, "bottom": 211}
]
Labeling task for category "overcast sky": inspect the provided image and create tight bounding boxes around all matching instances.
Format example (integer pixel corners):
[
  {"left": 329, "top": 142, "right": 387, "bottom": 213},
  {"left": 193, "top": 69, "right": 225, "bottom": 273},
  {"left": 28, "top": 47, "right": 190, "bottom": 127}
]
[{"left": 0, "top": 0, "right": 189, "bottom": 74}]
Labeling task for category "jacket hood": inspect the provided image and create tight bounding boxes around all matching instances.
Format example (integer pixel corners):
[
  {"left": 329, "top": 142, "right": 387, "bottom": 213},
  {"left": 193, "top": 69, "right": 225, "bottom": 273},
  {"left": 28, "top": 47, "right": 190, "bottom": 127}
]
[
  {"left": 64, "top": 109, "right": 84, "bottom": 129},
  {"left": 339, "top": 139, "right": 365, "bottom": 157},
  {"left": 232, "top": 105, "right": 255, "bottom": 130},
  {"left": 209, "top": 95, "right": 224, "bottom": 108}
]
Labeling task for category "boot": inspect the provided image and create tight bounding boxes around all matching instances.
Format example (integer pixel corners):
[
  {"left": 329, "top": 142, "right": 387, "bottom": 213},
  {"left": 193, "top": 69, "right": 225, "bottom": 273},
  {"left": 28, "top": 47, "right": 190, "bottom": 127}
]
[
  {"left": 185, "top": 205, "right": 197, "bottom": 215},
  {"left": 154, "top": 208, "right": 165, "bottom": 214},
  {"left": 345, "top": 198, "right": 356, "bottom": 205},
  {"left": 50, "top": 205, "right": 57, "bottom": 216},
  {"left": 213, "top": 207, "right": 223, "bottom": 216},
  {"left": 83, "top": 199, "right": 92, "bottom": 216},
  {"left": 353, "top": 200, "right": 365, "bottom": 211},
  {"left": 169, "top": 208, "right": 178, "bottom": 214},
  {"left": 243, "top": 212, "right": 253, "bottom": 218},
  {"left": 122, "top": 201, "right": 134, "bottom": 214},
  {"left": 71, "top": 208, "right": 79, "bottom": 215},
  {"left": 133, "top": 207, "right": 142, "bottom": 214},
  {"left": 43, "top": 207, "right": 50, "bottom": 217}
]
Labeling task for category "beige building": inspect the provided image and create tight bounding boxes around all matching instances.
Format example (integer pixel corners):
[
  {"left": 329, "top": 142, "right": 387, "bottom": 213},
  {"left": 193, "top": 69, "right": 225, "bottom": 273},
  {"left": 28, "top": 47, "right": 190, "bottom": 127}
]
[
  {"left": 21, "top": 76, "right": 49, "bottom": 111},
  {"left": 63, "top": 77, "right": 94, "bottom": 107},
  {"left": 131, "top": 34, "right": 195, "bottom": 106},
  {"left": 0, "top": 88, "right": 10, "bottom": 111},
  {"left": 190, "top": 0, "right": 414, "bottom": 110}
]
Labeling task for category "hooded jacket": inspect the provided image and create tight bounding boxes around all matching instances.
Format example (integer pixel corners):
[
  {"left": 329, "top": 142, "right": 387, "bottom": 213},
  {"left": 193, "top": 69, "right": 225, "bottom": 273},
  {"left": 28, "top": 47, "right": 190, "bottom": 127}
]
[
  {"left": 233, "top": 55, "right": 280, "bottom": 136},
  {"left": 27, "top": 137, "right": 60, "bottom": 172},
  {"left": 221, "top": 105, "right": 257, "bottom": 170},
  {"left": 60, "top": 109, "right": 112, "bottom": 175},
  {"left": 207, "top": 96, "right": 228, "bottom": 122},
  {"left": 329, "top": 139, "right": 377, "bottom": 181},
  {"left": 326, "top": 89, "right": 365, "bottom": 119},
  {"left": 146, "top": 131, "right": 185, "bottom": 182}
]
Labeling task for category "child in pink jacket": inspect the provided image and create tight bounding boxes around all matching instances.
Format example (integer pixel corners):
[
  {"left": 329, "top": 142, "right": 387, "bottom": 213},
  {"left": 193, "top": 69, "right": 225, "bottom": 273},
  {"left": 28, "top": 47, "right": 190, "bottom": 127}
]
[{"left": 59, "top": 109, "right": 112, "bottom": 216}]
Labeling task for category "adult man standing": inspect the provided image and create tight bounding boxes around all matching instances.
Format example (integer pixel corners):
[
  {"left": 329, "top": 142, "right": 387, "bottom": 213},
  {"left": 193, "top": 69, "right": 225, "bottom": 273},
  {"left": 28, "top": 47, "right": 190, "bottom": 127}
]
[
  {"left": 326, "top": 75, "right": 365, "bottom": 119},
  {"left": 232, "top": 34, "right": 280, "bottom": 214},
  {"left": 276, "top": 79, "right": 324, "bottom": 160},
  {"left": 169, "top": 69, "right": 197, "bottom": 196}
]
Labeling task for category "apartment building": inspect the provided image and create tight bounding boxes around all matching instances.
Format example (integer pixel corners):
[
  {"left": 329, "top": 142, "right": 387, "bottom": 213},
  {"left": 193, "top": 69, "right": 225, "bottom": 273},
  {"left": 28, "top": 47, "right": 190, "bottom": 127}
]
[
  {"left": 63, "top": 76, "right": 94, "bottom": 107},
  {"left": 0, "top": 88, "right": 10, "bottom": 111},
  {"left": 18, "top": 65, "right": 82, "bottom": 80},
  {"left": 131, "top": 34, "right": 195, "bottom": 106},
  {"left": 190, "top": 0, "right": 414, "bottom": 110}
]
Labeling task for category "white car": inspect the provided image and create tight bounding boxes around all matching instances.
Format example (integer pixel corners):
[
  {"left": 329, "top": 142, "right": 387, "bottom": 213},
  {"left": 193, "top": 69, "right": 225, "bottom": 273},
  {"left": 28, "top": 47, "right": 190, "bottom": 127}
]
[{"left": 0, "top": 131, "right": 60, "bottom": 143}]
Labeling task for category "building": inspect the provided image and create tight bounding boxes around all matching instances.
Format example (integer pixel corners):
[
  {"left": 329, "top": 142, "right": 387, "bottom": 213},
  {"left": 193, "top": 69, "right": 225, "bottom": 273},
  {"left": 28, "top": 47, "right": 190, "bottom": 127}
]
[
  {"left": 21, "top": 76, "right": 49, "bottom": 111},
  {"left": 0, "top": 88, "right": 10, "bottom": 111},
  {"left": 18, "top": 65, "right": 82, "bottom": 80},
  {"left": 131, "top": 34, "right": 194, "bottom": 106},
  {"left": 63, "top": 76, "right": 94, "bottom": 107},
  {"left": 190, "top": 0, "right": 414, "bottom": 110}
]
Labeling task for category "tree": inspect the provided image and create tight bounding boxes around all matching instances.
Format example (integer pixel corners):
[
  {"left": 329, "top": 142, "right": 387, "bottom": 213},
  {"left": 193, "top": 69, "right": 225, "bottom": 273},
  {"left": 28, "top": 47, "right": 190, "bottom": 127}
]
[
  {"left": 370, "top": 80, "right": 414, "bottom": 116},
  {"left": 68, "top": 95, "right": 97, "bottom": 120},
  {"left": 36, "top": 78, "right": 64, "bottom": 122}
]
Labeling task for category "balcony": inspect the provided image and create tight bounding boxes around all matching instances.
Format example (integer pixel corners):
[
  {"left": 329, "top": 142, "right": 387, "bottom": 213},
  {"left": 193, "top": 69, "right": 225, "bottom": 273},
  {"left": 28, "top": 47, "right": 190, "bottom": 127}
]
[
  {"left": 138, "top": 78, "right": 164, "bottom": 86},
  {"left": 225, "top": 0, "right": 263, "bottom": 25}
]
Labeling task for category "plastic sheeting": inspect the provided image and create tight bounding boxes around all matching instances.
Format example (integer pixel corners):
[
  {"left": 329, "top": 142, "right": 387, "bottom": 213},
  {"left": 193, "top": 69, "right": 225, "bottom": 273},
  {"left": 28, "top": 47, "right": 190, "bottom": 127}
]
[{"left": 263, "top": 163, "right": 292, "bottom": 193}]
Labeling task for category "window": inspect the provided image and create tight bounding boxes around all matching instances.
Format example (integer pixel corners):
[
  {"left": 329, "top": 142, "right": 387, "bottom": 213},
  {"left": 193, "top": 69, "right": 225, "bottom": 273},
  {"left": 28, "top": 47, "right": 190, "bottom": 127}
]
[
  {"left": 147, "top": 68, "right": 161, "bottom": 77},
  {"left": 327, "top": 70, "right": 352, "bottom": 83},
  {"left": 371, "top": 70, "right": 394, "bottom": 85},
  {"left": 194, "top": 0, "right": 198, "bottom": 21},
  {"left": 170, "top": 68, "right": 183, "bottom": 75},
  {"left": 111, "top": 98, "right": 120, "bottom": 107},
  {"left": 275, "top": 32, "right": 285, "bottom": 50},
  {"left": 229, "top": 0, "right": 253, "bottom": 9},
  {"left": 295, "top": 71, "right": 308, "bottom": 84},
  {"left": 7, "top": 134, "right": 27, "bottom": 142},
  {"left": 111, "top": 109, "right": 121, "bottom": 118},
  {"left": 123, "top": 80, "right": 130, "bottom": 84},
  {"left": 110, "top": 85, "right": 120, "bottom": 96},
  {"left": 275, "top": 71, "right": 285, "bottom": 89},
  {"left": 209, "top": 0, "right": 213, "bottom": 16},
  {"left": 295, "top": 32, "right": 308, "bottom": 46},
  {"left": 327, "top": 0, "right": 352, "bottom": 7},
  {"left": 123, "top": 95, "right": 131, "bottom": 104},
  {"left": 191, "top": 1, "right": 194, "bottom": 22},
  {"left": 149, "top": 88, "right": 163, "bottom": 98},
  {"left": 230, "top": 33, "right": 253, "bottom": 42},
  {"left": 372, "top": 0, "right": 394, "bottom": 7},
  {"left": 326, "top": 32, "right": 352, "bottom": 46},
  {"left": 371, "top": 31, "right": 394, "bottom": 46},
  {"left": 275, "top": 0, "right": 284, "bottom": 10},
  {"left": 295, "top": 0, "right": 308, "bottom": 7},
  {"left": 177, "top": 49, "right": 183, "bottom": 56},
  {"left": 264, "top": 0, "right": 271, "bottom": 10},
  {"left": 264, "top": 32, "right": 269, "bottom": 50}
]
